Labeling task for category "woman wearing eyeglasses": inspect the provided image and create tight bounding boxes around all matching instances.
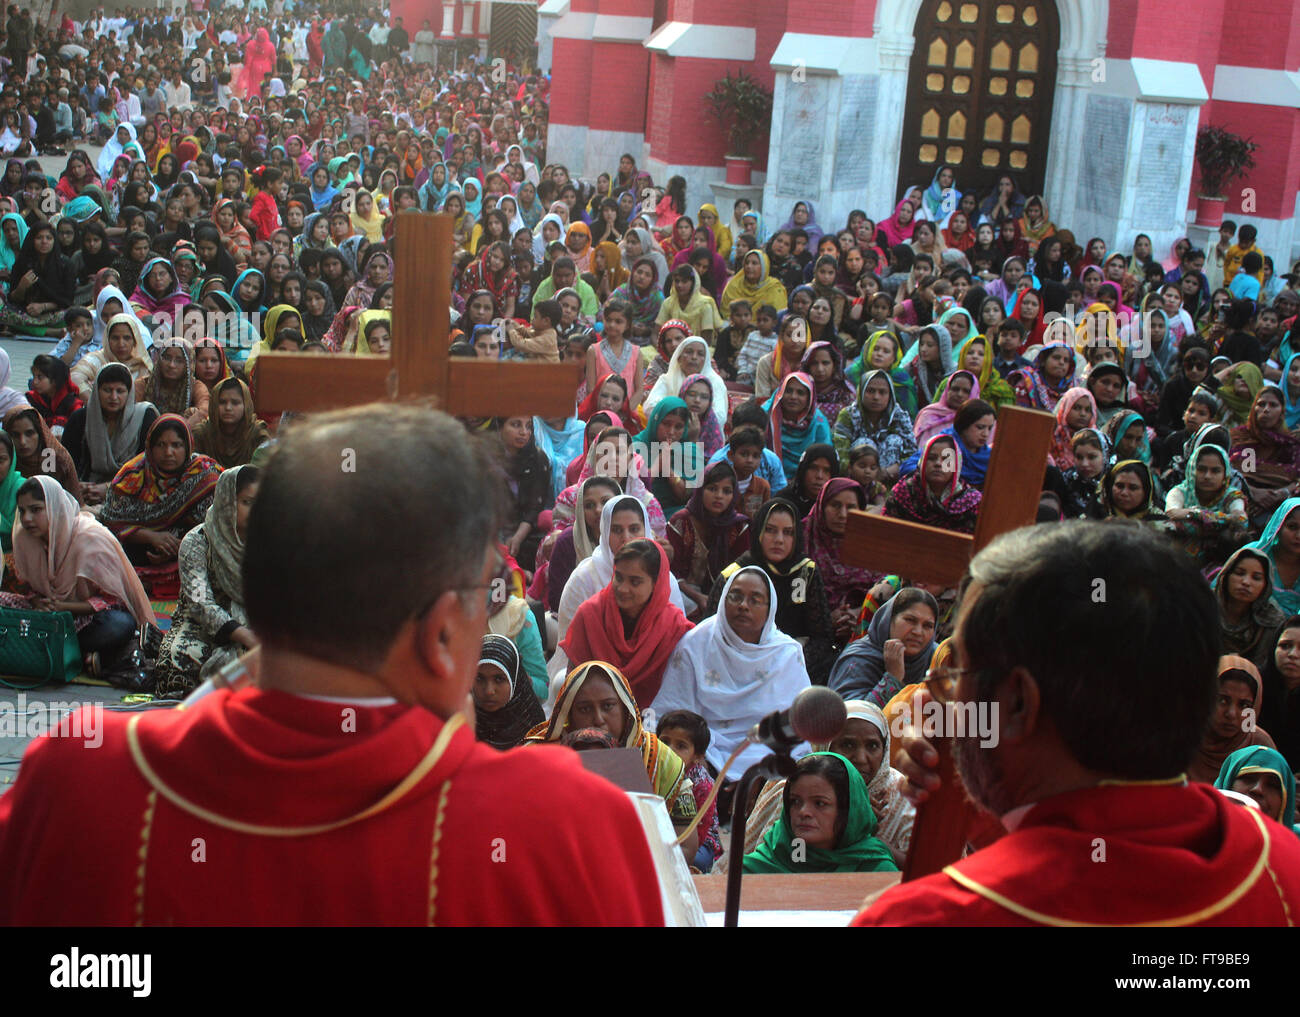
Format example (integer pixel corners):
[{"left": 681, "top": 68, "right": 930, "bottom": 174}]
[{"left": 652, "top": 566, "right": 810, "bottom": 772}]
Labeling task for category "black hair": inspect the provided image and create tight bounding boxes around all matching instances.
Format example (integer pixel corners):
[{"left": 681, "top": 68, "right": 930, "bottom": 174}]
[
  {"left": 533, "top": 298, "right": 562, "bottom": 330},
  {"left": 656, "top": 709, "right": 711, "bottom": 754},
  {"left": 729, "top": 299, "right": 752, "bottom": 315},
  {"left": 890, "top": 586, "right": 940, "bottom": 626},
  {"left": 1241, "top": 251, "right": 1264, "bottom": 276},
  {"left": 1239, "top": 224, "right": 1257, "bottom": 245},
  {"left": 613, "top": 538, "right": 660, "bottom": 581},
  {"left": 31, "top": 354, "right": 70, "bottom": 389},
  {"left": 603, "top": 299, "right": 631, "bottom": 324},
  {"left": 729, "top": 424, "right": 765, "bottom": 452},
  {"left": 731, "top": 398, "right": 768, "bottom": 431},
  {"left": 15, "top": 476, "right": 42, "bottom": 502},
  {"left": 63, "top": 306, "right": 92, "bottom": 327},
  {"left": 961, "top": 522, "right": 1220, "bottom": 779},
  {"left": 954, "top": 397, "right": 996, "bottom": 433},
  {"left": 235, "top": 465, "right": 261, "bottom": 495},
  {"left": 784, "top": 754, "right": 851, "bottom": 846}
]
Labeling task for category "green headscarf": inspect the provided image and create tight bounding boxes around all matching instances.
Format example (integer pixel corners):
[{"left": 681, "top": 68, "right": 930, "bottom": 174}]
[
  {"left": 0, "top": 433, "right": 24, "bottom": 552},
  {"left": 634, "top": 396, "right": 701, "bottom": 518},
  {"left": 1175, "top": 443, "right": 1239, "bottom": 511},
  {"left": 848, "top": 329, "right": 918, "bottom": 417},
  {"left": 1215, "top": 745, "right": 1300, "bottom": 836},
  {"left": 1218, "top": 362, "right": 1263, "bottom": 425},
  {"left": 742, "top": 752, "right": 899, "bottom": 874}
]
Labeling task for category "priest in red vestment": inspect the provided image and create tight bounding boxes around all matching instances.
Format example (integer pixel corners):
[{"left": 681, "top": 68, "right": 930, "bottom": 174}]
[
  {"left": 0, "top": 405, "right": 665, "bottom": 926},
  {"left": 855, "top": 523, "right": 1300, "bottom": 926}
]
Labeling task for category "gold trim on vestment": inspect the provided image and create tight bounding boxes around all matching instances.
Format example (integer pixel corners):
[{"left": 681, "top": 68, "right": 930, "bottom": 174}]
[
  {"left": 427, "top": 782, "right": 451, "bottom": 926},
  {"left": 940, "top": 808, "right": 1276, "bottom": 926},
  {"left": 134, "top": 789, "right": 157, "bottom": 927},
  {"left": 125, "top": 712, "right": 464, "bottom": 836}
]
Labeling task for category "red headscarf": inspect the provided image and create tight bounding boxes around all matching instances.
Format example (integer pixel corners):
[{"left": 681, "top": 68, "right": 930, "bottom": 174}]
[
  {"left": 559, "top": 540, "right": 692, "bottom": 707},
  {"left": 565, "top": 410, "right": 624, "bottom": 486},
  {"left": 576, "top": 374, "right": 631, "bottom": 423}
]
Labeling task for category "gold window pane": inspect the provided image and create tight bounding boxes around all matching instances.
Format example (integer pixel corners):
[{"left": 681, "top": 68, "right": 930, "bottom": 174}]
[
  {"left": 1011, "top": 114, "right": 1031, "bottom": 144},
  {"left": 928, "top": 37, "right": 948, "bottom": 67},
  {"left": 948, "top": 111, "right": 967, "bottom": 139},
  {"left": 926, "top": 72, "right": 945, "bottom": 91},
  {"left": 1016, "top": 79, "right": 1034, "bottom": 98},
  {"left": 937, "top": 0, "right": 953, "bottom": 19},
  {"left": 988, "top": 76, "right": 1008, "bottom": 95},
  {"left": 945, "top": 145, "right": 964, "bottom": 164},
  {"left": 919, "top": 143, "right": 939, "bottom": 163},
  {"left": 990, "top": 41, "right": 1011, "bottom": 71},
  {"left": 1009, "top": 150, "right": 1028, "bottom": 169},
  {"left": 1022, "top": 5, "right": 1038, "bottom": 25},
  {"left": 954, "top": 39, "right": 975, "bottom": 69},
  {"left": 996, "top": 4, "right": 1014, "bottom": 22},
  {"left": 959, "top": 3, "right": 978, "bottom": 21},
  {"left": 1018, "top": 42, "right": 1038, "bottom": 73},
  {"left": 983, "top": 112, "right": 1004, "bottom": 142},
  {"left": 921, "top": 109, "right": 941, "bottom": 137},
  {"left": 982, "top": 148, "right": 1001, "bottom": 167},
  {"left": 952, "top": 74, "right": 971, "bottom": 94}
]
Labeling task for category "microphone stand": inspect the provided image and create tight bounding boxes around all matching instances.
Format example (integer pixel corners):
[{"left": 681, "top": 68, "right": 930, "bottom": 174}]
[{"left": 723, "top": 748, "right": 799, "bottom": 928}]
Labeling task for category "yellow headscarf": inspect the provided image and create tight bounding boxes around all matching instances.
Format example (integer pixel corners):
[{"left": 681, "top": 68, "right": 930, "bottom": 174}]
[
  {"left": 354, "top": 309, "right": 391, "bottom": 354},
  {"left": 698, "top": 203, "right": 733, "bottom": 260}
]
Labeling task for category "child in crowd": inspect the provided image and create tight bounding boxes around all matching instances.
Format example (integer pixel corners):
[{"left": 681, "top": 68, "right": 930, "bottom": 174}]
[
  {"left": 507, "top": 298, "right": 561, "bottom": 363},
  {"left": 728, "top": 425, "right": 771, "bottom": 517},
  {"left": 708, "top": 399, "right": 787, "bottom": 492},
  {"left": 992, "top": 318, "right": 1030, "bottom": 378},
  {"left": 656, "top": 709, "right": 721, "bottom": 873},
  {"left": 735, "top": 303, "right": 778, "bottom": 386},
  {"left": 53, "top": 306, "right": 95, "bottom": 368},
  {"left": 714, "top": 299, "right": 751, "bottom": 381},
  {"left": 26, "top": 353, "right": 83, "bottom": 435},
  {"left": 847, "top": 441, "right": 889, "bottom": 509},
  {"left": 1061, "top": 429, "right": 1107, "bottom": 518}
]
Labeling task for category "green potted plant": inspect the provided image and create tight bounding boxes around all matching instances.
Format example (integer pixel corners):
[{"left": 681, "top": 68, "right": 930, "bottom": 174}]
[
  {"left": 704, "top": 70, "right": 773, "bottom": 186},
  {"left": 1193, "top": 125, "right": 1258, "bottom": 227}
]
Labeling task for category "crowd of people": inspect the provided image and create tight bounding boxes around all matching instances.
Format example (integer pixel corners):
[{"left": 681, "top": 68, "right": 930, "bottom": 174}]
[{"left": 0, "top": 0, "right": 1296, "bottom": 889}]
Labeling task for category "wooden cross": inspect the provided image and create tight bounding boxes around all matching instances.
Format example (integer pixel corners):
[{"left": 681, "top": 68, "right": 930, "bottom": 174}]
[
  {"left": 254, "top": 213, "right": 576, "bottom": 418},
  {"left": 840, "top": 404, "right": 1055, "bottom": 881}
]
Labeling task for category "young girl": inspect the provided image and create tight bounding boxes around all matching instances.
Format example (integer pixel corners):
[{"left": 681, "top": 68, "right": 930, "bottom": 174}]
[
  {"left": 1165, "top": 444, "right": 1249, "bottom": 569},
  {"left": 1061, "top": 428, "right": 1109, "bottom": 518},
  {"left": 1049, "top": 387, "right": 1098, "bottom": 470},
  {"left": 248, "top": 165, "right": 283, "bottom": 243},
  {"left": 585, "top": 299, "right": 644, "bottom": 410},
  {"left": 1011, "top": 341, "right": 1076, "bottom": 411},
  {"left": 25, "top": 354, "right": 83, "bottom": 435},
  {"left": 643, "top": 319, "right": 688, "bottom": 394},
  {"left": 907, "top": 323, "right": 955, "bottom": 408}
]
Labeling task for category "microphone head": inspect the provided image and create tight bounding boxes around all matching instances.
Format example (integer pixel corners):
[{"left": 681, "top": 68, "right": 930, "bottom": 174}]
[{"left": 789, "top": 686, "right": 847, "bottom": 745}]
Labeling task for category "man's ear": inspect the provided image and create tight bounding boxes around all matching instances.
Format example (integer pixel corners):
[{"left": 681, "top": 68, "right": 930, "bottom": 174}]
[
  {"left": 992, "top": 665, "right": 1040, "bottom": 745},
  {"left": 414, "top": 588, "right": 470, "bottom": 684}
]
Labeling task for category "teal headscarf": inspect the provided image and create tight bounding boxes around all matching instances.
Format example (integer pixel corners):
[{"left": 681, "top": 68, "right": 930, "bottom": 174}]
[
  {"left": 0, "top": 212, "right": 26, "bottom": 276},
  {"left": 1246, "top": 496, "right": 1300, "bottom": 615},
  {"left": 742, "top": 752, "right": 899, "bottom": 873},
  {"left": 1215, "top": 745, "right": 1300, "bottom": 836},
  {"left": 1107, "top": 409, "right": 1152, "bottom": 465},
  {"left": 0, "top": 431, "right": 23, "bottom": 552},
  {"left": 1281, "top": 353, "right": 1300, "bottom": 430},
  {"left": 1174, "top": 443, "right": 1234, "bottom": 510},
  {"left": 635, "top": 396, "right": 701, "bottom": 518}
]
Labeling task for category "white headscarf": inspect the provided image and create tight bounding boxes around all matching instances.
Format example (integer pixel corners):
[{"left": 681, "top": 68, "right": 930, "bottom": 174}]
[
  {"left": 643, "top": 335, "right": 729, "bottom": 431},
  {"left": 532, "top": 212, "right": 565, "bottom": 262},
  {"left": 651, "top": 566, "right": 810, "bottom": 770},
  {"left": 620, "top": 226, "right": 670, "bottom": 291},
  {"left": 93, "top": 284, "right": 130, "bottom": 345},
  {"left": 0, "top": 347, "right": 28, "bottom": 419},
  {"left": 96, "top": 121, "right": 138, "bottom": 179},
  {"left": 829, "top": 701, "right": 916, "bottom": 858}
]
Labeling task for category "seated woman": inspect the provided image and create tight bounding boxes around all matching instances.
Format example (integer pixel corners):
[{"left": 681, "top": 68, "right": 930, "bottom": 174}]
[
  {"left": 61, "top": 363, "right": 158, "bottom": 505},
  {"left": 0, "top": 222, "right": 75, "bottom": 333},
  {"left": 885, "top": 433, "right": 982, "bottom": 533},
  {"left": 898, "top": 399, "right": 996, "bottom": 491},
  {"left": 1248, "top": 498, "right": 1300, "bottom": 615},
  {"left": 804, "top": 476, "right": 881, "bottom": 646},
  {"left": 485, "top": 548, "right": 549, "bottom": 701},
  {"left": 473, "top": 633, "right": 545, "bottom": 752},
  {"left": 724, "top": 702, "right": 916, "bottom": 870},
  {"left": 742, "top": 752, "right": 898, "bottom": 873},
  {"left": 830, "top": 586, "right": 939, "bottom": 706},
  {"left": 5, "top": 475, "right": 155, "bottom": 688},
  {"left": 554, "top": 494, "right": 689, "bottom": 654},
  {"left": 832, "top": 369, "right": 917, "bottom": 484},
  {"left": 1189, "top": 656, "right": 1275, "bottom": 783},
  {"left": 642, "top": 335, "right": 727, "bottom": 429},
  {"left": 774, "top": 442, "right": 838, "bottom": 519},
  {"left": 0, "top": 431, "right": 20, "bottom": 553},
  {"left": 1215, "top": 547, "right": 1286, "bottom": 676},
  {"left": 152, "top": 466, "right": 260, "bottom": 699},
  {"left": 1046, "top": 387, "right": 1098, "bottom": 471},
  {"left": 2, "top": 407, "right": 81, "bottom": 503},
  {"left": 99, "top": 414, "right": 221, "bottom": 567},
  {"left": 553, "top": 425, "right": 667, "bottom": 539},
  {"left": 70, "top": 311, "right": 153, "bottom": 396},
  {"left": 1164, "top": 443, "right": 1248, "bottom": 569},
  {"left": 494, "top": 416, "right": 553, "bottom": 572},
  {"left": 1215, "top": 746, "right": 1300, "bottom": 836},
  {"left": 706, "top": 497, "right": 835, "bottom": 684},
  {"left": 666, "top": 461, "right": 749, "bottom": 618},
  {"left": 635, "top": 397, "right": 702, "bottom": 520},
  {"left": 912, "top": 370, "right": 978, "bottom": 446},
  {"left": 545, "top": 476, "right": 621, "bottom": 611},
  {"left": 192, "top": 378, "right": 269, "bottom": 469},
  {"left": 755, "top": 315, "right": 811, "bottom": 402},
  {"left": 525, "top": 661, "right": 698, "bottom": 841},
  {"left": 1098, "top": 459, "right": 1169, "bottom": 525},
  {"left": 1230, "top": 385, "right": 1300, "bottom": 530},
  {"left": 766, "top": 372, "right": 832, "bottom": 486},
  {"left": 135, "top": 338, "right": 209, "bottom": 430},
  {"left": 559, "top": 538, "right": 692, "bottom": 706},
  {"left": 654, "top": 565, "right": 810, "bottom": 771},
  {"left": 953, "top": 334, "right": 1015, "bottom": 410},
  {"left": 192, "top": 338, "right": 234, "bottom": 398}
]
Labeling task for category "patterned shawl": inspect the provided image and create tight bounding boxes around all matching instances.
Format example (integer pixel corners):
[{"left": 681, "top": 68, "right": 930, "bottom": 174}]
[
  {"left": 885, "top": 432, "right": 982, "bottom": 533},
  {"left": 100, "top": 414, "right": 221, "bottom": 539}
]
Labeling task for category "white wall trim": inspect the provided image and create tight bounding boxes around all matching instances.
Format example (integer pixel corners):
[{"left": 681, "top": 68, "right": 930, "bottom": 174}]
[
  {"left": 549, "top": 10, "right": 596, "bottom": 40},
  {"left": 1101, "top": 57, "right": 1209, "bottom": 103},
  {"left": 768, "top": 32, "right": 878, "bottom": 76},
  {"left": 1212, "top": 65, "right": 1300, "bottom": 107},
  {"left": 592, "top": 15, "right": 654, "bottom": 43},
  {"left": 644, "top": 21, "right": 756, "bottom": 61},
  {"left": 537, "top": 0, "right": 568, "bottom": 14}
]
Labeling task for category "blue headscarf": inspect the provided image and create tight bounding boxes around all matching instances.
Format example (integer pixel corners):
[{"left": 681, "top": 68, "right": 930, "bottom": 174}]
[
  {"left": 231, "top": 268, "right": 267, "bottom": 313},
  {"left": 418, "top": 161, "right": 452, "bottom": 212},
  {"left": 1282, "top": 353, "right": 1300, "bottom": 429},
  {"left": 898, "top": 424, "right": 990, "bottom": 487},
  {"left": 922, "top": 165, "right": 961, "bottom": 222},
  {"left": 1247, "top": 496, "right": 1300, "bottom": 615},
  {"left": 533, "top": 416, "right": 587, "bottom": 501},
  {"left": 307, "top": 163, "right": 338, "bottom": 212},
  {"left": 461, "top": 178, "right": 483, "bottom": 219}
]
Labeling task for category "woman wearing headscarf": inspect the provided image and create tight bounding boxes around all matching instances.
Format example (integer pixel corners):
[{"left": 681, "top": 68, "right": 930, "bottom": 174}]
[
  {"left": 719, "top": 248, "right": 788, "bottom": 317},
  {"left": 192, "top": 378, "right": 269, "bottom": 470},
  {"left": 913, "top": 369, "right": 980, "bottom": 446},
  {"left": 802, "top": 341, "right": 856, "bottom": 428},
  {"left": 1188, "top": 656, "right": 1276, "bottom": 784},
  {"left": 656, "top": 264, "right": 725, "bottom": 341},
  {"left": 619, "top": 225, "right": 671, "bottom": 293},
  {"left": 1246, "top": 498, "right": 1300, "bottom": 615},
  {"left": 135, "top": 338, "right": 207, "bottom": 430},
  {"left": 1164, "top": 443, "right": 1248, "bottom": 568},
  {"left": 774, "top": 443, "right": 839, "bottom": 519},
  {"left": 4, "top": 474, "right": 154, "bottom": 685},
  {"left": 1217, "top": 362, "right": 1265, "bottom": 428},
  {"left": 635, "top": 396, "right": 703, "bottom": 519},
  {"left": 1017, "top": 195, "right": 1055, "bottom": 256},
  {"left": 1215, "top": 546, "right": 1287, "bottom": 675},
  {"left": 832, "top": 369, "right": 917, "bottom": 480},
  {"left": 96, "top": 122, "right": 138, "bottom": 181},
  {"left": 876, "top": 199, "right": 917, "bottom": 248},
  {"left": 1230, "top": 385, "right": 1300, "bottom": 528},
  {"left": 0, "top": 222, "right": 74, "bottom": 332},
  {"left": 1098, "top": 459, "right": 1168, "bottom": 524},
  {"left": 644, "top": 335, "right": 725, "bottom": 425},
  {"left": 473, "top": 633, "right": 545, "bottom": 752},
  {"left": 884, "top": 432, "right": 982, "bottom": 533},
  {"left": 804, "top": 477, "right": 879, "bottom": 637},
  {"left": 848, "top": 330, "right": 916, "bottom": 413},
  {"left": 1010, "top": 340, "right": 1077, "bottom": 412},
  {"left": 766, "top": 372, "right": 833, "bottom": 486},
  {"left": 742, "top": 752, "right": 898, "bottom": 873},
  {"left": 526, "top": 661, "right": 697, "bottom": 823},
  {"left": 903, "top": 322, "right": 955, "bottom": 409},
  {"left": 0, "top": 210, "right": 26, "bottom": 290},
  {"left": 1044, "top": 385, "right": 1098, "bottom": 470},
  {"left": 609, "top": 256, "right": 664, "bottom": 342},
  {"left": 666, "top": 460, "right": 750, "bottom": 617},
  {"left": 1215, "top": 746, "right": 1300, "bottom": 835},
  {"left": 99, "top": 414, "right": 221, "bottom": 567},
  {"left": 655, "top": 564, "right": 810, "bottom": 771},
  {"left": 3, "top": 406, "right": 80, "bottom": 503},
  {"left": 830, "top": 585, "right": 939, "bottom": 710},
  {"left": 952, "top": 332, "right": 1016, "bottom": 409},
  {"left": 128, "top": 256, "right": 188, "bottom": 330},
  {"left": 152, "top": 465, "right": 261, "bottom": 699}
]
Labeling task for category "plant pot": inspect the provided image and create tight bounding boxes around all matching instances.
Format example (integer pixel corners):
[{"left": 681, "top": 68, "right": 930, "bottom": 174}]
[
  {"left": 724, "top": 155, "right": 753, "bottom": 186},
  {"left": 1195, "top": 194, "right": 1227, "bottom": 228}
]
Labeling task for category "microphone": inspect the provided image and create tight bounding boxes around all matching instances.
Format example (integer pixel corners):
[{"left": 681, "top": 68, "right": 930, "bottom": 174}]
[{"left": 747, "top": 686, "right": 847, "bottom": 753}]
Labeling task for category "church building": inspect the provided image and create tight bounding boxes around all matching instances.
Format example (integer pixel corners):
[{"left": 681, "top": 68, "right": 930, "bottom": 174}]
[{"left": 533, "top": 0, "right": 1300, "bottom": 259}]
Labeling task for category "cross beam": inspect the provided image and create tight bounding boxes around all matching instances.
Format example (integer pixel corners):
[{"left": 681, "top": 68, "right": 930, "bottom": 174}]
[
  {"left": 254, "top": 213, "right": 576, "bottom": 418},
  {"left": 841, "top": 404, "right": 1055, "bottom": 880}
]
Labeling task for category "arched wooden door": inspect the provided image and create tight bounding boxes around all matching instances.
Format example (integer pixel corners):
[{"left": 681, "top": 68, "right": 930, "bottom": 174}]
[{"left": 897, "top": 0, "right": 1059, "bottom": 208}]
